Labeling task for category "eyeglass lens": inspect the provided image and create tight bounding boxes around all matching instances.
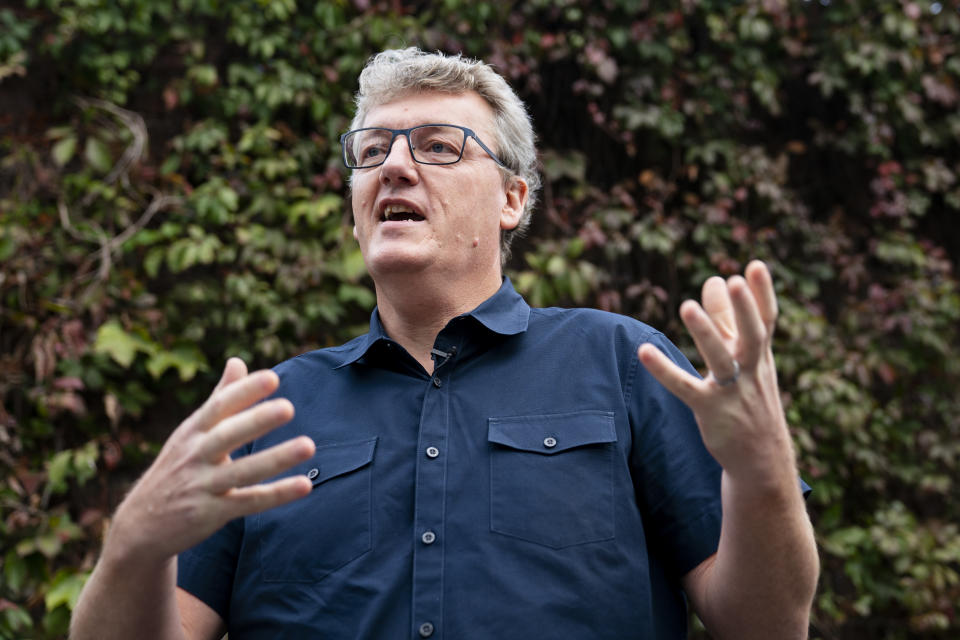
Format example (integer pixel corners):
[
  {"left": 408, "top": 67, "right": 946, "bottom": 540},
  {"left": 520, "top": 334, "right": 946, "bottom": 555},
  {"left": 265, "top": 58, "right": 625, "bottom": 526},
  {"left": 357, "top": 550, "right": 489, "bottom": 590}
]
[{"left": 344, "top": 126, "right": 466, "bottom": 167}]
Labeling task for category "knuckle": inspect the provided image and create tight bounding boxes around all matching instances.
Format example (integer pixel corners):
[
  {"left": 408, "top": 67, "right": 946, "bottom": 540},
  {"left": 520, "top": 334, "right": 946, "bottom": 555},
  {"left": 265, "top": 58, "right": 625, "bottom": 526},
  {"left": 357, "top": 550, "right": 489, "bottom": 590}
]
[
  {"left": 205, "top": 465, "right": 229, "bottom": 493},
  {"left": 180, "top": 499, "right": 208, "bottom": 528}
]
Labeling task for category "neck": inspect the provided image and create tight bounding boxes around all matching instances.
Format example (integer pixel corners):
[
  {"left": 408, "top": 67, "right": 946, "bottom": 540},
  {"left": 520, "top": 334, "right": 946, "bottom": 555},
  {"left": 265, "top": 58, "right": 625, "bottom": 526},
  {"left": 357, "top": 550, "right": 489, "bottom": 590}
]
[{"left": 373, "top": 269, "right": 502, "bottom": 373}]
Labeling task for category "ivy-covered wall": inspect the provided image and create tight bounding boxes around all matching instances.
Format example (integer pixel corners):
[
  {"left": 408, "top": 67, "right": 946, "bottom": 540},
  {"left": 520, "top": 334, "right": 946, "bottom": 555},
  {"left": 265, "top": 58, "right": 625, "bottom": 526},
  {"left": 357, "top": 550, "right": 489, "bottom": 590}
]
[{"left": 1, "top": 1, "right": 959, "bottom": 638}]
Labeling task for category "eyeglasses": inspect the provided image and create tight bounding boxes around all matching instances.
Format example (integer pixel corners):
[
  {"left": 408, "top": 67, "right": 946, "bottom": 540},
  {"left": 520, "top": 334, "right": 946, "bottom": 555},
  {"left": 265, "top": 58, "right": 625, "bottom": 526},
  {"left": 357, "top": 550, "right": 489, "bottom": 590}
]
[{"left": 340, "top": 124, "right": 508, "bottom": 170}]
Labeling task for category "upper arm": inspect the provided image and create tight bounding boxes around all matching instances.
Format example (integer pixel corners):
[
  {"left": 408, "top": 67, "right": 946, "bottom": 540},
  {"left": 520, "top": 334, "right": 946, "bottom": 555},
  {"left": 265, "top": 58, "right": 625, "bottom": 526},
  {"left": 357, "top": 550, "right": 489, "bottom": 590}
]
[{"left": 176, "top": 587, "right": 227, "bottom": 640}]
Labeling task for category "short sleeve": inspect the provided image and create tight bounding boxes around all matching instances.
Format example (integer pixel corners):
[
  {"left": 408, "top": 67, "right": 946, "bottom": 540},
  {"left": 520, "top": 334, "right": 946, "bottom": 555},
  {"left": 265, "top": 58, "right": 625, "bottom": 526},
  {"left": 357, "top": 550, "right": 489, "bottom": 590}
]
[
  {"left": 177, "top": 516, "right": 243, "bottom": 622},
  {"left": 627, "top": 331, "right": 723, "bottom": 578}
]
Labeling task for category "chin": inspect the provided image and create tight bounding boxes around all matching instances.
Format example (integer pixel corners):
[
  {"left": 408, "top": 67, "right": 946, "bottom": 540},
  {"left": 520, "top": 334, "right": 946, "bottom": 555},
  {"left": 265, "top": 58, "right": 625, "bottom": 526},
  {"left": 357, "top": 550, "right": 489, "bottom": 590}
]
[{"left": 366, "top": 249, "right": 436, "bottom": 278}]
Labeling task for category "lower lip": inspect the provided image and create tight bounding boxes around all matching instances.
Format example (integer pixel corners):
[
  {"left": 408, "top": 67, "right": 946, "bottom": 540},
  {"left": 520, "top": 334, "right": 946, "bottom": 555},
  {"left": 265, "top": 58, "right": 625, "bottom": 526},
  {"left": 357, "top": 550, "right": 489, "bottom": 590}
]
[{"left": 380, "top": 218, "right": 426, "bottom": 229}]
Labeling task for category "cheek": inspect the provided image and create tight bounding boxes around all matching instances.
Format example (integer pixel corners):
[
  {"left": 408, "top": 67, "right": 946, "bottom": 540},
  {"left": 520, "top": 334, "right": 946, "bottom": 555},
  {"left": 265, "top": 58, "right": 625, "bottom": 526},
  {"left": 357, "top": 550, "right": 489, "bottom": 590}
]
[
  {"left": 458, "top": 174, "right": 503, "bottom": 213},
  {"left": 352, "top": 173, "right": 376, "bottom": 203},
  {"left": 352, "top": 186, "right": 371, "bottom": 211}
]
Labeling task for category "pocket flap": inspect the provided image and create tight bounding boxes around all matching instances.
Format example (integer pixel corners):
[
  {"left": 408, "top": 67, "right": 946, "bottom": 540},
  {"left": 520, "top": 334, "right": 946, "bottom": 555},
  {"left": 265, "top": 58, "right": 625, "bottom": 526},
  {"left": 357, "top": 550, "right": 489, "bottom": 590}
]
[
  {"left": 488, "top": 411, "right": 617, "bottom": 454},
  {"left": 301, "top": 437, "right": 378, "bottom": 487}
]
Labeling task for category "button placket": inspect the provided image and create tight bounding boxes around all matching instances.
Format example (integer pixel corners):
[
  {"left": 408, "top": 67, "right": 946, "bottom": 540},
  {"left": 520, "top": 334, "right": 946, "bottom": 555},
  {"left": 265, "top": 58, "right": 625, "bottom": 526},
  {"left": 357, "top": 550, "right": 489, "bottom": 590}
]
[{"left": 412, "top": 338, "right": 459, "bottom": 640}]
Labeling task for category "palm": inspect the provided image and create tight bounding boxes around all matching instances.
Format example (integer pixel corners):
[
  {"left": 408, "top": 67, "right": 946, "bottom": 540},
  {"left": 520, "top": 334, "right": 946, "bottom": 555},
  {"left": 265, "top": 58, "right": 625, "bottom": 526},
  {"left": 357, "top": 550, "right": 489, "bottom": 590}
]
[{"left": 637, "top": 260, "right": 788, "bottom": 471}]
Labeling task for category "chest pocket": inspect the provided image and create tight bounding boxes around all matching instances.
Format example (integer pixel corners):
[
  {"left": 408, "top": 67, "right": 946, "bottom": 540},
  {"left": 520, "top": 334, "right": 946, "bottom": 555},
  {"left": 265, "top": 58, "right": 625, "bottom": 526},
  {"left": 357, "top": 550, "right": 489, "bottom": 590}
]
[
  {"left": 488, "top": 411, "right": 617, "bottom": 549},
  {"left": 254, "top": 437, "right": 377, "bottom": 583}
]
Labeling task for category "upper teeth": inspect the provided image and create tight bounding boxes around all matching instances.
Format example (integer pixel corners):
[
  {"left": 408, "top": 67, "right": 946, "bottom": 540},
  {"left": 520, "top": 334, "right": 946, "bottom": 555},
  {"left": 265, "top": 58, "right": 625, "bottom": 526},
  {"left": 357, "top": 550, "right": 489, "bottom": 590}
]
[{"left": 383, "top": 204, "right": 416, "bottom": 219}]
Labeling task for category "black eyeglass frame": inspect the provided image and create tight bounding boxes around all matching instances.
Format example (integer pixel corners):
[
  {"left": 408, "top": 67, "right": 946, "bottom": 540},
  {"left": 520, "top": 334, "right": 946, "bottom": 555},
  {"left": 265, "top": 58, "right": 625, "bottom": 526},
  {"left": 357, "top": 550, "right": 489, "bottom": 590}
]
[{"left": 339, "top": 123, "right": 509, "bottom": 170}]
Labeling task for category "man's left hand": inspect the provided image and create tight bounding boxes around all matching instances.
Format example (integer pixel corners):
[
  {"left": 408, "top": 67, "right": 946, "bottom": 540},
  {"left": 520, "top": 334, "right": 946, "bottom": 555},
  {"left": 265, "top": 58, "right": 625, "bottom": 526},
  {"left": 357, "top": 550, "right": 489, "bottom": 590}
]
[{"left": 637, "top": 259, "right": 795, "bottom": 482}]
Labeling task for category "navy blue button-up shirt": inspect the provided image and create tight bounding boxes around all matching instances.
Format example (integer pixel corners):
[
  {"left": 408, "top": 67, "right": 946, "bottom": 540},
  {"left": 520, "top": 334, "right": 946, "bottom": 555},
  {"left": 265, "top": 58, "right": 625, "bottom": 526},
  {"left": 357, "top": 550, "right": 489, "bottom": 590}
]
[{"left": 178, "top": 279, "right": 724, "bottom": 639}]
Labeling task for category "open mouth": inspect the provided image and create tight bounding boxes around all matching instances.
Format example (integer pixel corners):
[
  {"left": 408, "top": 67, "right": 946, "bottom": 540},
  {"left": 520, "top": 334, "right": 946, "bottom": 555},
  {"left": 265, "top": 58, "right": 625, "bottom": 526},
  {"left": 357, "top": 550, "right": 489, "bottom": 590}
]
[{"left": 381, "top": 203, "right": 425, "bottom": 222}]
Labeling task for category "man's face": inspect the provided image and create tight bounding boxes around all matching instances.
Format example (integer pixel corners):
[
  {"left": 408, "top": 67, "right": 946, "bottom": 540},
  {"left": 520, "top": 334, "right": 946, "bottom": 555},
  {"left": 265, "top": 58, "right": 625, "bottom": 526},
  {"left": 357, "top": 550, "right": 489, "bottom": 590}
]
[{"left": 350, "top": 90, "right": 526, "bottom": 283}]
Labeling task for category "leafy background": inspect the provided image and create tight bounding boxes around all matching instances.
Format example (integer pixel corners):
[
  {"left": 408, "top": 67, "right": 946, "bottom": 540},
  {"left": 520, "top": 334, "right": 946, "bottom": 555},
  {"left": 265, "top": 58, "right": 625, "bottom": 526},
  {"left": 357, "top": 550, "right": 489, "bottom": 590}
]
[{"left": 1, "top": 0, "right": 959, "bottom": 638}]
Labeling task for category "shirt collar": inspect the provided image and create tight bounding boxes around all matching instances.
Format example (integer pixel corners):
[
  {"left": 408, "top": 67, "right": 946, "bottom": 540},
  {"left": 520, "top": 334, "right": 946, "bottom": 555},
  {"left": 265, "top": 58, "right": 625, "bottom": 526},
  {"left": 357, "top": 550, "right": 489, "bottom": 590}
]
[
  {"left": 466, "top": 277, "right": 530, "bottom": 336},
  {"left": 332, "top": 277, "right": 530, "bottom": 368}
]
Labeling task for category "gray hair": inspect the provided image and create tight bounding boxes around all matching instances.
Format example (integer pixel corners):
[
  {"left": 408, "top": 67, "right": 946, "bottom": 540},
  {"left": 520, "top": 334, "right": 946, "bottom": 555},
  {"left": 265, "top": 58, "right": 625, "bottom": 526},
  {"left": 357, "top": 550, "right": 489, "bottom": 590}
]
[{"left": 349, "top": 47, "right": 540, "bottom": 264}]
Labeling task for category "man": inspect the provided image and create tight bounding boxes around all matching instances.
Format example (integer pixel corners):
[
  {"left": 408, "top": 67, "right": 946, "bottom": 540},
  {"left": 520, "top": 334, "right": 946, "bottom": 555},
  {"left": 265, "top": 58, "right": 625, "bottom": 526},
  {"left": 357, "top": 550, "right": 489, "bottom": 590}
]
[{"left": 71, "top": 48, "right": 818, "bottom": 639}]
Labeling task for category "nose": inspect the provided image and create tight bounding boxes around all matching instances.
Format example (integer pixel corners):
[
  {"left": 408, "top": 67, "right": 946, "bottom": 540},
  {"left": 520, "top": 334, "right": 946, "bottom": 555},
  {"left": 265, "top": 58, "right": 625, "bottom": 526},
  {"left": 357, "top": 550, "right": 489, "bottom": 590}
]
[{"left": 378, "top": 134, "right": 419, "bottom": 186}]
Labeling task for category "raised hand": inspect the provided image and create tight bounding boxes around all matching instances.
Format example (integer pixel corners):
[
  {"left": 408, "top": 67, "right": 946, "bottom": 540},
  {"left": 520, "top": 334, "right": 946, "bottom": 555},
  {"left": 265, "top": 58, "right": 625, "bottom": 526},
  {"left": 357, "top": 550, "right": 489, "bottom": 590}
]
[
  {"left": 637, "top": 260, "right": 795, "bottom": 481},
  {"left": 107, "top": 358, "right": 315, "bottom": 562}
]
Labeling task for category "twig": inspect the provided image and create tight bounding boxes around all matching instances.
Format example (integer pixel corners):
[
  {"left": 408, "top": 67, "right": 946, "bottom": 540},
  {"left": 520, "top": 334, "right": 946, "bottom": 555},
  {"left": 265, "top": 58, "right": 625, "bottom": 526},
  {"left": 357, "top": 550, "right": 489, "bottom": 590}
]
[
  {"left": 66, "top": 194, "right": 183, "bottom": 285},
  {"left": 73, "top": 96, "right": 148, "bottom": 196},
  {"left": 106, "top": 194, "right": 181, "bottom": 254},
  {"left": 55, "top": 97, "right": 183, "bottom": 283}
]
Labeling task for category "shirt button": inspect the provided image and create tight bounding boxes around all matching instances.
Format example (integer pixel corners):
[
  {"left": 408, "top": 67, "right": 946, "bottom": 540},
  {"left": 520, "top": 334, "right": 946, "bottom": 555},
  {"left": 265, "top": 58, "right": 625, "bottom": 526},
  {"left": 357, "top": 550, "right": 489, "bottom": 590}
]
[
  {"left": 421, "top": 530, "right": 436, "bottom": 545},
  {"left": 426, "top": 446, "right": 440, "bottom": 459},
  {"left": 543, "top": 436, "right": 557, "bottom": 448},
  {"left": 432, "top": 376, "right": 442, "bottom": 387},
  {"left": 419, "top": 622, "right": 434, "bottom": 638},
  {"left": 306, "top": 468, "right": 319, "bottom": 480}
]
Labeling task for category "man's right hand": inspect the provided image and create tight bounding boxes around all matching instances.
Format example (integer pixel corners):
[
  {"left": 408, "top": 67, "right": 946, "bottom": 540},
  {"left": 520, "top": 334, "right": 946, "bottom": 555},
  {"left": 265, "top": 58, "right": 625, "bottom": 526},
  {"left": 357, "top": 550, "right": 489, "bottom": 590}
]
[
  {"left": 107, "top": 357, "right": 315, "bottom": 563},
  {"left": 71, "top": 358, "right": 315, "bottom": 640}
]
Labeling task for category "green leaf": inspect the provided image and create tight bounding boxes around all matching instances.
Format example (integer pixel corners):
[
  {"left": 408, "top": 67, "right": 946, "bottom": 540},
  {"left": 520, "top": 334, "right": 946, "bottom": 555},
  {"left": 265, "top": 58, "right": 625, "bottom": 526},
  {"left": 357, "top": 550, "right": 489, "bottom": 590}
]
[
  {"left": 0, "top": 229, "right": 16, "bottom": 261},
  {"left": 44, "top": 570, "right": 89, "bottom": 612},
  {"left": 145, "top": 344, "right": 208, "bottom": 381},
  {"left": 341, "top": 248, "right": 368, "bottom": 281},
  {"left": 52, "top": 136, "right": 77, "bottom": 166},
  {"left": 46, "top": 450, "right": 73, "bottom": 494},
  {"left": 289, "top": 194, "right": 342, "bottom": 227},
  {"left": 218, "top": 185, "right": 238, "bottom": 212},
  {"left": 0, "top": 605, "right": 33, "bottom": 634},
  {"left": 337, "top": 283, "right": 375, "bottom": 308},
  {"left": 15, "top": 539, "right": 34, "bottom": 557},
  {"left": 546, "top": 254, "right": 565, "bottom": 276},
  {"left": 34, "top": 532, "right": 62, "bottom": 559},
  {"left": 93, "top": 321, "right": 156, "bottom": 368},
  {"left": 3, "top": 551, "right": 28, "bottom": 593},
  {"left": 45, "top": 125, "right": 73, "bottom": 140},
  {"left": 187, "top": 63, "right": 218, "bottom": 87},
  {"left": 84, "top": 137, "right": 112, "bottom": 173},
  {"left": 144, "top": 246, "right": 165, "bottom": 277},
  {"left": 72, "top": 442, "right": 99, "bottom": 486}
]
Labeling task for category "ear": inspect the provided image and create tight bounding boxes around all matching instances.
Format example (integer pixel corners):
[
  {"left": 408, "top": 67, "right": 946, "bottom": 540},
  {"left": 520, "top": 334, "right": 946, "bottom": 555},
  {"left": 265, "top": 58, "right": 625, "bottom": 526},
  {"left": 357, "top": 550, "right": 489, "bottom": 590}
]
[
  {"left": 352, "top": 225, "right": 359, "bottom": 242},
  {"left": 499, "top": 176, "right": 528, "bottom": 231}
]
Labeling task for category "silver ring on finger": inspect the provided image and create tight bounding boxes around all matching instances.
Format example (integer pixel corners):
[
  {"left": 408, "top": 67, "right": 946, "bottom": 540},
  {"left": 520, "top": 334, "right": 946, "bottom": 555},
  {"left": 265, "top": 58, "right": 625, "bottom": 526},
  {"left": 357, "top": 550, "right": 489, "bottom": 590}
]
[{"left": 710, "top": 359, "right": 740, "bottom": 387}]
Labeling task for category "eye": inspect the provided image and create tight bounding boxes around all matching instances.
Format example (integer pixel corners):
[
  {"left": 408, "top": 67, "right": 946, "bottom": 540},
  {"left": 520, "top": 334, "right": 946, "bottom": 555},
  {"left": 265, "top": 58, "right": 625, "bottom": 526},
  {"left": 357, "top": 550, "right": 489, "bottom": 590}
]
[
  {"left": 419, "top": 136, "right": 460, "bottom": 156},
  {"left": 362, "top": 145, "right": 385, "bottom": 159}
]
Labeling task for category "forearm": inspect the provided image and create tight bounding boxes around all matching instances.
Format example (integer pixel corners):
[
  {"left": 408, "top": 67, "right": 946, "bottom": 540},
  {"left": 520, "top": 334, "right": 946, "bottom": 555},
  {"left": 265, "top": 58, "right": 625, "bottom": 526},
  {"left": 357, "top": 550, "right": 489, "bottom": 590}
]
[
  {"left": 70, "top": 524, "right": 188, "bottom": 640},
  {"left": 693, "top": 457, "right": 819, "bottom": 640},
  {"left": 640, "top": 263, "right": 820, "bottom": 637}
]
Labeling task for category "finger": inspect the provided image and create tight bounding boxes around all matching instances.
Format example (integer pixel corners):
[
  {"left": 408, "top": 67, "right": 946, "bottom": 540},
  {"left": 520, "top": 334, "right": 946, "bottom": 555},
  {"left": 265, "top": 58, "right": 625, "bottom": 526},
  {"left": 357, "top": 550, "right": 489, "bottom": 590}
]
[
  {"left": 222, "top": 475, "right": 313, "bottom": 521},
  {"left": 701, "top": 276, "right": 737, "bottom": 340},
  {"left": 189, "top": 369, "right": 281, "bottom": 434},
  {"left": 213, "top": 357, "right": 248, "bottom": 394},
  {"left": 728, "top": 275, "right": 767, "bottom": 365},
  {"left": 198, "top": 397, "right": 294, "bottom": 461},
  {"left": 745, "top": 259, "right": 778, "bottom": 332},
  {"left": 208, "top": 435, "right": 315, "bottom": 494},
  {"left": 637, "top": 343, "right": 703, "bottom": 407},
  {"left": 678, "top": 300, "right": 740, "bottom": 384}
]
